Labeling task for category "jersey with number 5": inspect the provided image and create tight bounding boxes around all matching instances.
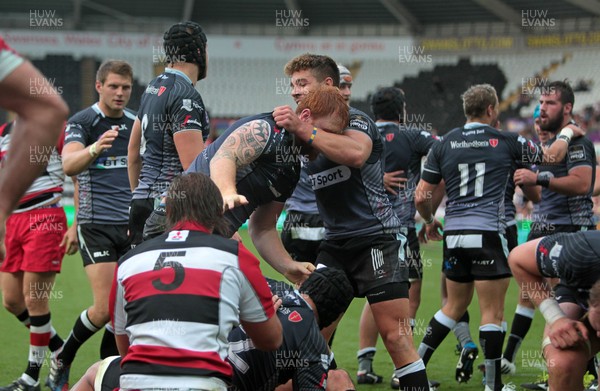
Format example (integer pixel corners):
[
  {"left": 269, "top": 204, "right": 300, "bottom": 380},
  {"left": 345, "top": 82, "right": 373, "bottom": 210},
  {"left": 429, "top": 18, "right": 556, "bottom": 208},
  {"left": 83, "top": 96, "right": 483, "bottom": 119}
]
[
  {"left": 110, "top": 228, "right": 274, "bottom": 387},
  {"left": 422, "top": 123, "right": 543, "bottom": 232}
]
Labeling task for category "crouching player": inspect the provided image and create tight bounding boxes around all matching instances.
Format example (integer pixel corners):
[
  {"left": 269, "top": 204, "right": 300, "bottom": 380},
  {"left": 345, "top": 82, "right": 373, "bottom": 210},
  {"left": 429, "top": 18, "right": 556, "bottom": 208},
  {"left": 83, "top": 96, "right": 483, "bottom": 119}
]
[{"left": 509, "top": 230, "right": 600, "bottom": 390}]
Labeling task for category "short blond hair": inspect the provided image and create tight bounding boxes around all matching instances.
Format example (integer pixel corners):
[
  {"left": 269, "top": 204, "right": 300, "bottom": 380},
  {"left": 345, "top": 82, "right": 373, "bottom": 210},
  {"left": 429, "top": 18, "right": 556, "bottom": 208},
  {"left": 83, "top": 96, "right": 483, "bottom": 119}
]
[{"left": 461, "top": 84, "right": 498, "bottom": 119}]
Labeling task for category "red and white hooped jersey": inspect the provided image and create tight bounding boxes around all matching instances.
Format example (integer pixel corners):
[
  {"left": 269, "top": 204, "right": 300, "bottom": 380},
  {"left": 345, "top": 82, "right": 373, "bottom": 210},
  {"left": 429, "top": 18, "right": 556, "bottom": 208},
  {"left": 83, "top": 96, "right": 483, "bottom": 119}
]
[
  {"left": 0, "top": 36, "right": 24, "bottom": 82},
  {"left": 0, "top": 122, "right": 65, "bottom": 212},
  {"left": 110, "top": 223, "right": 275, "bottom": 388}
]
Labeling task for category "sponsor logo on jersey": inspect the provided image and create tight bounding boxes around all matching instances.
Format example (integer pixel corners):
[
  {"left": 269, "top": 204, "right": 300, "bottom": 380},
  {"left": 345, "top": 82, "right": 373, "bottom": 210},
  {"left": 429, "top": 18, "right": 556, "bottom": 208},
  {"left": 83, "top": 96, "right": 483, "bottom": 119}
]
[
  {"left": 538, "top": 244, "right": 549, "bottom": 257},
  {"left": 308, "top": 166, "right": 351, "bottom": 190},
  {"left": 349, "top": 116, "right": 369, "bottom": 131},
  {"left": 288, "top": 311, "right": 303, "bottom": 322},
  {"left": 94, "top": 156, "right": 128, "bottom": 169},
  {"left": 568, "top": 144, "right": 586, "bottom": 162},
  {"left": 490, "top": 138, "right": 499, "bottom": 148},
  {"left": 183, "top": 118, "right": 203, "bottom": 127},
  {"left": 385, "top": 133, "right": 394, "bottom": 142},
  {"left": 182, "top": 99, "right": 203, "bottom": 112},
  {"left": 145, "top": 85, "right": 166, "bottom": 95},
  {"left": 449, "top": 140, "right": 490, "bottom": 149},
  {"left": 320, "top": 354, "right": 330, "bottom": 370},
  {"left": 166, "top": 230, "right": 189, "bottom": 242}
]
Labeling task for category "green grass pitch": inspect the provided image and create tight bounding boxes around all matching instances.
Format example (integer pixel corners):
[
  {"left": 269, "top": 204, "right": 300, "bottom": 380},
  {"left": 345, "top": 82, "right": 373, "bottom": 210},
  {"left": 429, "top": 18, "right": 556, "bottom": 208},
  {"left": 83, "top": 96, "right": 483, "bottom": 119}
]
[{"left": 0, "top": 230, "right": 547, "bottom": 390}]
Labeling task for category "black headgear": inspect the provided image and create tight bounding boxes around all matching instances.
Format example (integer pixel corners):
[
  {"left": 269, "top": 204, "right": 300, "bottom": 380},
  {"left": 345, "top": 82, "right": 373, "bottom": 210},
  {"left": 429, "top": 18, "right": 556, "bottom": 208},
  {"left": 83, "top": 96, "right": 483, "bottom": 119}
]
[
  {"left": 371, "top": 87, "right": 406, "bottom": 122},
  {"left": 163, "top": 21, "right": 208, "bottom": 80},
  {"left": 300, "top": 267, "right": 354, "bottom": 329}
]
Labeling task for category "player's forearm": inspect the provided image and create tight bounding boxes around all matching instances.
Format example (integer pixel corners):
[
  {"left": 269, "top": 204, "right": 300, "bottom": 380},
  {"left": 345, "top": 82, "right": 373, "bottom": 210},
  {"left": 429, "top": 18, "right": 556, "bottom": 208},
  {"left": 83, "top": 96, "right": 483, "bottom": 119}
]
[
  {"left": 210, "top": 157, "right": 239, "bottom": 197},
  {"left": 430, "top": 180, "right": 446, "bottom": 211},
  {"left": 415, "top": 181, "right": 435, "bottom": 221},
  {"left": 249, "top": 224, "right": 295, "bottom": 276},
  {"left": 521, "top": 184, "right": 541, "bottom": 203},
  {"left": 62, "top": 147, "right": 96, "bottom": 176},
  {"left": 72, "top": 177, "right": 79, "bottom": 226},
  {"left": 115, "top": 333, "right": 130, "bottom": 357},
  {"left": 127, "top": 155, "right": 141, "bottom": 192},
  {"left": 296, "top": 123, "right": 367, "bottom": 168}
]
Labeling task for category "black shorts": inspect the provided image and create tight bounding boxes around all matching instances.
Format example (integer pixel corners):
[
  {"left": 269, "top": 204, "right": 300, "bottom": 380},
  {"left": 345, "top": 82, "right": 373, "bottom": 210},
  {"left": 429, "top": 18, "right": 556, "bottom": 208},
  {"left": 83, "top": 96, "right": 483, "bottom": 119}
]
[
  {"left": 95, "top": 356, "right": 120, "bottom": 391},
  {"left": 315, "top": 233, "right": 408, "bottom": 298},
  {"left": 536, "top": 232, "right": 597, "bottom": 308},
  {"left": 553, "top": 282, "right": 589, "bottom": 309},
  {"left": 527, "top": 224, "right": 596, "bottom": 241},
  {"left": 128, "top": 198, "right": 155, "bottom": 247},
  {"left": 442, "top": 230, "right": 511, "bottom": 283},
  {"left": 280, "top": 211, "right": 324, "bottom": 264},
  {"left": 506, "top": 223, "right": 519, "bottom": 252},
  {"left": 77, "top": 224, "right": 130, "bottom": 267},
  {"left": 401, "top": 227, "right": 422, "bottom": 281}
]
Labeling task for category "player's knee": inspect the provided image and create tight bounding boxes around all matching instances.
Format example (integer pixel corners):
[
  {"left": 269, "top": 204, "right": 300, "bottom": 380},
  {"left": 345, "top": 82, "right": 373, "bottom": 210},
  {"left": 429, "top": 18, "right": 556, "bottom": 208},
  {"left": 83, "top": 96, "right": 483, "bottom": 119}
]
[
  {"left": 24, "top": 293, "right": 50, "bottom": 313},
  {"left": 88, "top": 305, "right": 111, "bottom": 324},
  {"left": 3, "top": 296, "right": 23, "bottom": 315},
  {"left": 545, "top": 347, "right": 587, "bottom": 378}
]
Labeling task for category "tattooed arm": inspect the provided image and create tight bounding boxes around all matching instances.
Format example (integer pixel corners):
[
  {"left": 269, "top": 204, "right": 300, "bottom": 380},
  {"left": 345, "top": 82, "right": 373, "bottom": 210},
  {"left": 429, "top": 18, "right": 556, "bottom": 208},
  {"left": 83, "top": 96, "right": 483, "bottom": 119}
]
[{"left": 210, "top": 119, "right": 271, "bottom": 210}]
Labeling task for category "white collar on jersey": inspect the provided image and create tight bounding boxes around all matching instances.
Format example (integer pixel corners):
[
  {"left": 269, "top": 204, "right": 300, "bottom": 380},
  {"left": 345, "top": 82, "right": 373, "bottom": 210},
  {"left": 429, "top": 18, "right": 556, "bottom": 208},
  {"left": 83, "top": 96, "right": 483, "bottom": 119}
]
[
  {"left": 164, "top": 67, "right": 193, "bottom": 85},
  {"left": 464, "top": 122, "right": 486, "bottom": 129}
]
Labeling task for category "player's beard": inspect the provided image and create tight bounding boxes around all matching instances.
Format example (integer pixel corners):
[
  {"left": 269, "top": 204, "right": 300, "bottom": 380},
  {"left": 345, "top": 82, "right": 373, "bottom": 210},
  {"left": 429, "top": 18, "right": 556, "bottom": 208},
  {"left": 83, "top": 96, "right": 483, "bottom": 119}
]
[{"left": 540, "top": 111, "right": 564, "bottom": 133}]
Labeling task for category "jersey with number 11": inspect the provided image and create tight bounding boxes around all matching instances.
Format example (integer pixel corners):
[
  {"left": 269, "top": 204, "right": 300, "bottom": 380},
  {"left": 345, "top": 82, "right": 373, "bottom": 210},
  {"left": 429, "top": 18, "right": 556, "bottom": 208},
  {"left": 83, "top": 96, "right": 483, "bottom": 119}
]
[{"left": 422, "top": 123, "right": 543, "bottom": 232}]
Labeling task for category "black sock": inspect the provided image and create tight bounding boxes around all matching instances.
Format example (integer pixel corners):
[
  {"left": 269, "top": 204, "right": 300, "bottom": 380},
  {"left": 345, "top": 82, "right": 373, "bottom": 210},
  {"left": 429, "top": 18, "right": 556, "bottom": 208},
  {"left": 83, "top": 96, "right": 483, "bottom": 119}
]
[
  {"left": 480, "top": 324, "right": 505, "bottom": 391},
  {"left": 393, "top": 359, "right": 429, "bottom": 391},
  {"left": 25, "top": 313, "right": 52, "bottom": 382},
  {"left": 459, "top": 311, "right": 469, "bottom": 323},
  {"left": 48, "top": 330, "right": 63, "bottom": 353},
  {"left": 503, "top": 305, "right": 534, "bottom": 362},
  {"left": 417, "top": 310, "right": 455, "bottom": 365},
  {"left": 58, "top": 310, "right": 101, "bottom": 366},
  {"left": 16, "top": 309, "right": 30, "bottom": 327},
  {"left": 100, "top": 327, "right": 119, "bottom": 358}
]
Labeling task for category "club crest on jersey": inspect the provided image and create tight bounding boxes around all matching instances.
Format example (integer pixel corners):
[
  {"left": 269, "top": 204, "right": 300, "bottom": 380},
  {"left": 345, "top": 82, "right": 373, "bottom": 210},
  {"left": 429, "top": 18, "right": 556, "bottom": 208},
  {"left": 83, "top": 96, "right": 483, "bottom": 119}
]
[
  {"left": 166, "top": 230, "right": 189, "bottom": 242},
  {"left": 385, "top": 133, "right": 394, "bottom": 142},
  {"left": 489, "top": 138, "right": 498, "bottom": 148},
  {"left": 182, "top": 99, "right": 193, "bottom": 112},
  {"left": 288, "top": 311, "right": 303, "bottom": 322}
]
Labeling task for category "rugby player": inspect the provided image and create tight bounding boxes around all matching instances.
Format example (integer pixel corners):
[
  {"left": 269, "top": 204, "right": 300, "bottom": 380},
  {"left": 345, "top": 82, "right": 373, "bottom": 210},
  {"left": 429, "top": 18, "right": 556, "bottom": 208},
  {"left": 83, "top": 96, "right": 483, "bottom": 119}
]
[
  {"left": 0, "top": 36, "right": 68, "bottom": 261},
  {"left": 144, "top": 86, "right": 349, "bottom": 284},
  {"left": 128, "top": 21, "right": 210, "bottom": 246},
  {"left": 355, "top": 87, "right": 442, "bottom": 388},
  {"left": 509, "top": 230, "right": 600, "bottom": 390},
  {"left": 0, "top": 121, "right": 72, "bottom": 391},
  {"left": 111, "top": 173, "right": 281, "bottom": 390},
  {"left": 47, "top": 60, "right": 135, "bottom": 391},
  {"left": 275, "top": 53, "right": 430, "bottom": 390},
  {"left": 415, "top": 83, "right": 583, "bottom": 391},
  {"left": 70, "top": 268, "right": 355, "bottom": 391},
  {"left": 500, "top": 106, "right": 546, "bottom": 377},
  {"left": 280, "top": 64, "right": 352, "bottom": 265},
  {"left": 510, "top": 82, "right": 596, "bottom": 389},
  {"left": 228, "top": 269, "right": 355, "bottom": 391}
]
